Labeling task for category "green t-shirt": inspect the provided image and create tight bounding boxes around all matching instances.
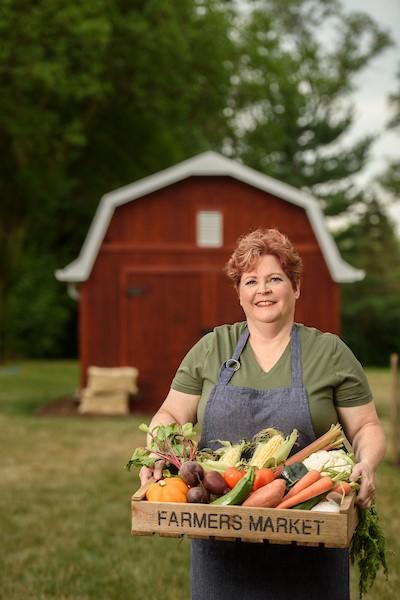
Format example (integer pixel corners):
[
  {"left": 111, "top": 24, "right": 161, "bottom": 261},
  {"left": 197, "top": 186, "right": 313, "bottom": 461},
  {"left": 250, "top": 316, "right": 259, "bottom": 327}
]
[{"left": 171, "top": 322, "right": 372, "bottom": 438}]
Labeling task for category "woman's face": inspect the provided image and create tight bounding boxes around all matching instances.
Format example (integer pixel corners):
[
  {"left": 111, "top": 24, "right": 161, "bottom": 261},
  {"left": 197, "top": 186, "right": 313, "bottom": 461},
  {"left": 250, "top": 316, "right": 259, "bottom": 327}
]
[{"left": 238, "top": 255, "right": 300, "bottom": 327}]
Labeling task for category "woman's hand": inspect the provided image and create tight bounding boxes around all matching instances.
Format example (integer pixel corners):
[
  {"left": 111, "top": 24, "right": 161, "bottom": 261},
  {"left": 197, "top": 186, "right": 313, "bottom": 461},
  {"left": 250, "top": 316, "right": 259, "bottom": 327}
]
[
  {"left": 350, "top": 460, "right": 375, "bottom": 509},
  {"left": 138, "top": 390, "right": 200, "bottom": 487},
  {"left": 337, "top": 402, "right": 386, "bottom": 510},
  {"left": 139, "top": 460, "right": 165, "bottom": 485},
  {"left": 137, "top": 390, "right": 200, "bottom": 487}
]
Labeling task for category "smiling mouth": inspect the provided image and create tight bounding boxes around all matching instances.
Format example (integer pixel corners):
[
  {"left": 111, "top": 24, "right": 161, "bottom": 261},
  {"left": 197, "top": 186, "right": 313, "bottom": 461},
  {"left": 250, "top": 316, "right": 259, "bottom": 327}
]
[{"left": 255, "top": 300, "right": 275, "bottom": 307}]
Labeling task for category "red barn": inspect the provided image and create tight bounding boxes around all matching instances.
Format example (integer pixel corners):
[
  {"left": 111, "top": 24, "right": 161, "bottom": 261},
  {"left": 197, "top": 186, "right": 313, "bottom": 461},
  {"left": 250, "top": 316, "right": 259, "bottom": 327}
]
[{"left": 56, "top": 152, "right": 363, "bottom": 413}]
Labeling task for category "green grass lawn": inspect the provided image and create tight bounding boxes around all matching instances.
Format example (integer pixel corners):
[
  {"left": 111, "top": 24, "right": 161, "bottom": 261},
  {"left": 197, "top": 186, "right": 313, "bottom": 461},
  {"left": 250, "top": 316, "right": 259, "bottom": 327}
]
[{"left": 0, "top": 361, "right": 398, "bottom": 599}]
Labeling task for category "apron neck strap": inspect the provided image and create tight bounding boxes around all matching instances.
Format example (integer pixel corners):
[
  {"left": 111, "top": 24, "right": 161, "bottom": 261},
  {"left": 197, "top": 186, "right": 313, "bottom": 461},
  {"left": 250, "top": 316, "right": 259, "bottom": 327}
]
[
  {"left": 290, "top": 323, "right": 303, "bottom": 388},
  {"left": 219, "top": 323, "right": 303, "bottom": 388}
]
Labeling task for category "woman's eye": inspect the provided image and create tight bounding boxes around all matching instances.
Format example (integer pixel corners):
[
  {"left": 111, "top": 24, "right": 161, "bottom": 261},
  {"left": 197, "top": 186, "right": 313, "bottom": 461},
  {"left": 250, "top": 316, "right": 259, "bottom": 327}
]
[
  {"left": 270, "top": 277, "right": 283, "bottom": 283},
  {"left": 244, "top": 279, "right": 257, "bottom": 286}
]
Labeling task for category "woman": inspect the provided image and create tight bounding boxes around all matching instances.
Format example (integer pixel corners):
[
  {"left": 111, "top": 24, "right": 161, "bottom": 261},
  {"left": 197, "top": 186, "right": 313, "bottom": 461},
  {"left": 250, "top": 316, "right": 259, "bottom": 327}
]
[{"left": 140, "top": 228, "right": 386, "bottom": 600}]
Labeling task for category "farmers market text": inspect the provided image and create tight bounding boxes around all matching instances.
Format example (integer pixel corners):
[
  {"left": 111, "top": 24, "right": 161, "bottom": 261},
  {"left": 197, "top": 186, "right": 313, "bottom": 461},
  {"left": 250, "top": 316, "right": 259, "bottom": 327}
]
[{"left": 157, "top": 510, "right": 325, "bottom": 536}]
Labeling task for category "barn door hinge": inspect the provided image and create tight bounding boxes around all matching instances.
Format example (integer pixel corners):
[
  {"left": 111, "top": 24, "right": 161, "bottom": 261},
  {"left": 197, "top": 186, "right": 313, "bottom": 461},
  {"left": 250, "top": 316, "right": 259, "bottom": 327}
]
[{"left": 127, "top": 286, "right": 147, "bottom": 297}]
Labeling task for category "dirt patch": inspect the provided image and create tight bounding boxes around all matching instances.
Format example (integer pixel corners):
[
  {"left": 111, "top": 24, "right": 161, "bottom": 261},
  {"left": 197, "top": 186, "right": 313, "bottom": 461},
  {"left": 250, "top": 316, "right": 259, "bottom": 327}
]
[
  {"left": 36, "top": 394, "right": 142, "bottom": 417},
  {"left": 37, "top": 395, "right": 81, "bottom": 416}
]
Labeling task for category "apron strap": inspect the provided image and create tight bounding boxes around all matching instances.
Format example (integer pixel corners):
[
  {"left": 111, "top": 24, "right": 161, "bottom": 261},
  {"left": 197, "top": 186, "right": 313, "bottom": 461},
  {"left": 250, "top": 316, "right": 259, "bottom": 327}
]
[
  {"left": 291, "top": 324, "right": 304, "bottom": 389},
  {"left": 218, "top": 327, "right": 250, "bottom": 385}
]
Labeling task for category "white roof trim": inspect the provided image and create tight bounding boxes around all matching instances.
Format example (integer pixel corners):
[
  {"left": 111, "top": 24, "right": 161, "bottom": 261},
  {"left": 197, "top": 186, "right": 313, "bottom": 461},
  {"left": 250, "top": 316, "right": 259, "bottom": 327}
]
[{"left": 55, "top": 151, "right": 364, "bottom": 284}]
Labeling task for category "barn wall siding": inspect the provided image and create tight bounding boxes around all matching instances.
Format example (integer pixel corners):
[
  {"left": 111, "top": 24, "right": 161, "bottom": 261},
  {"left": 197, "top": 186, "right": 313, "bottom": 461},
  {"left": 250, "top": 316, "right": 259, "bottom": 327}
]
[{"left": 104, "top": 177, "right": 319, "bottom": 247}]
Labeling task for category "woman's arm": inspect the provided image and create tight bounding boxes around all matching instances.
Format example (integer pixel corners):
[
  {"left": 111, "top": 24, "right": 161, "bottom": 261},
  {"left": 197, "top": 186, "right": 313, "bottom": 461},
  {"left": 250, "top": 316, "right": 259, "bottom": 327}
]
[
  {"left": 148, "top": 388, "right": 200, "bottom": 430},
  {"left": 337, "top": 401, "right": 386, "bottom": 508},
  {"left": 139, "top": 389, "right": 200, "bottom": 484}
]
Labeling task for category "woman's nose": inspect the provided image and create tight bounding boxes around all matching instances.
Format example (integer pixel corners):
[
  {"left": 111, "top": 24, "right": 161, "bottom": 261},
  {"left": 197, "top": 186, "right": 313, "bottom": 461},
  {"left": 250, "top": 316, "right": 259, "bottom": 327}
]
[{"left": 258, "top": 282, "right": 271, "bottom": 294}]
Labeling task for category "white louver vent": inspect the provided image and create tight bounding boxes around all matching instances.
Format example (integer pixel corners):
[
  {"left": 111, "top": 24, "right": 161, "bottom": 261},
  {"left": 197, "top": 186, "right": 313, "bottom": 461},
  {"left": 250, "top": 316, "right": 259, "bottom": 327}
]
[{"left": 196, "top": 211, "right": 223, "bottom": 247}]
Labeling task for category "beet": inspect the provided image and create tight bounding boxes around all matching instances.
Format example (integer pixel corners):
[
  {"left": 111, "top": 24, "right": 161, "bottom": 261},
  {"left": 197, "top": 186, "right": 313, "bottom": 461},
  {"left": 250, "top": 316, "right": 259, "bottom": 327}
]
[
  {"left": 187, "top": 485, "right": 210, "bottom": 504},
  {"left": 202, "top": 471, "right": 230, "bottom": 495},
  {"left": 179, "top": 461, "right": 205, "bottom": 487}
]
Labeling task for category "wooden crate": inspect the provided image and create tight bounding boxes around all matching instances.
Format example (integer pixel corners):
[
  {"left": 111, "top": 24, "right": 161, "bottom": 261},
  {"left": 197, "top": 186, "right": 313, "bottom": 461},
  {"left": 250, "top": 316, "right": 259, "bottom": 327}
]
[{"left": 131, "top": 484, "right": 358, "bottom": 548}]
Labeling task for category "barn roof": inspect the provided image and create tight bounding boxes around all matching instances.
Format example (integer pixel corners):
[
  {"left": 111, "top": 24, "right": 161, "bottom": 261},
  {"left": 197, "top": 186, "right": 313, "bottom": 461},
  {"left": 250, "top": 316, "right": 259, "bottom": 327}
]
[{"left": 55, "top": 151, "right": 364, "bottom": 284}]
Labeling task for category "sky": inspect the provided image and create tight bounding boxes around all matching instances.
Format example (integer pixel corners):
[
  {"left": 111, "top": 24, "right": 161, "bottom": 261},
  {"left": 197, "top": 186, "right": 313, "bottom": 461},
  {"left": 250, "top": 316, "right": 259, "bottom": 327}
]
[{"left": 342, "top": 0, "right": 400, "bottom": 225}]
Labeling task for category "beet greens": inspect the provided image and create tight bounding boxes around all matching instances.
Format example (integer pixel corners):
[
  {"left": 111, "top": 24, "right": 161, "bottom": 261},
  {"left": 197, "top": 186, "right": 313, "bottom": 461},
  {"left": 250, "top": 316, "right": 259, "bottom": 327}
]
[
  {"left": 125, "top": 422, "right": 198, "bottom": 471},
  {"left": 350, "top": 502, "right": 389, "bottom": 598}
]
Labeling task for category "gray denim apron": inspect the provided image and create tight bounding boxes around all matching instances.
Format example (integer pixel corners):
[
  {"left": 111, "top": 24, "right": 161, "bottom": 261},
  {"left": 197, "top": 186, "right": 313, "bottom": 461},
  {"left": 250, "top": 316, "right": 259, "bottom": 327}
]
[{"left": 191, "top": 324, "right": 349, "bottom": 600}]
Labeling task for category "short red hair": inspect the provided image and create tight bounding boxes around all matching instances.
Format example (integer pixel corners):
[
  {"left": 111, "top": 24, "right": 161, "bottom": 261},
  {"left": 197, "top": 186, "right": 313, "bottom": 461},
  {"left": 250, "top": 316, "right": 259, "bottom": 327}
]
[{"left": 225, "top": 228, "right": 303, "bottom": 290}]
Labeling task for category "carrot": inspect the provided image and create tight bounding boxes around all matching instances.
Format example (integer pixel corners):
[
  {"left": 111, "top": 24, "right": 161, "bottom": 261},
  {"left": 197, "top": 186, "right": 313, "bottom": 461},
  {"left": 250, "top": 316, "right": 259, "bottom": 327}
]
[
  {"left": 284, "top": 424, "right": 344, "bottom": 466},
  {"left": 242, "top": 479, "right": 286, "bottom": 508},
  {"left": 276, "top": 476, "right": 334, "bottom": 509},
  {"left": 284, "top": 470, "right": 321, "bottom": 499},
  {"left": 332, "top": 481, "right": 353, "bottom": 496}
]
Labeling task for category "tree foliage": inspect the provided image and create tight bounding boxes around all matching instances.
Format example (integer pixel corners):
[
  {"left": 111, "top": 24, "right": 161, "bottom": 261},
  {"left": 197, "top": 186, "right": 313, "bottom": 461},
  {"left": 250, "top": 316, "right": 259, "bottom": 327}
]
[
  {"left": 228, "top": 0, "right": 392, "bottom": 215},
  {"left": 378, "top": 69, "right": 400, "bottom": 198},
  {"left": 1, "top": 0, "right": 236, "bottom": 358},
  {"left": 336, "top": 197, "right": 400, "bottom": 365}
]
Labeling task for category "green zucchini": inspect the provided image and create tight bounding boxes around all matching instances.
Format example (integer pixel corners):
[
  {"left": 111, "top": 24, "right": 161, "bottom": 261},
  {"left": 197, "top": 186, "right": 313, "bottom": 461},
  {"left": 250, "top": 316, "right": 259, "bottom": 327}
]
[{"left": 211, "top": 468, "right": 255, "bottom": 506}]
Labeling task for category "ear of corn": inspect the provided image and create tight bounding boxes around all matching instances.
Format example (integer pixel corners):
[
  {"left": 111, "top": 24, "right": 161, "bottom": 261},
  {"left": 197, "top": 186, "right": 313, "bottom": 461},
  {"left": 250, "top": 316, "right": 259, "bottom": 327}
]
[
  {"left": 218, "top": 442, "right": 245, "bottom": 467},
  {"left": 252, "top": 427, "right": 282, "bottom": 443},
  {"left": 269, "top": 429, "right": 298, "bottom": 466},
  {"left": 198, "top": 440, "right": 247, "bottom": 473},
  {"left": 249, "top": 429, "right": 299, "bottom": 469},
  {"left": 200, "top": 459, "right": 231, "bottom": 473},
  {"left": 249, "top": 434, "right": 285, "bottom": 469}
]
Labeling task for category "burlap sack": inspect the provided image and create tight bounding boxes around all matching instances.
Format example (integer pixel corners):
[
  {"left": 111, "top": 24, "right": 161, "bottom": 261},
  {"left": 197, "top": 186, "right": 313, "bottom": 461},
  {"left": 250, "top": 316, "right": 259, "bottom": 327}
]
[
  {"left": 87, "top": 366, "right": 139, "bottom": 395},
  {"left": 78, "top": 388, "right": 129, "bottom": 415}
]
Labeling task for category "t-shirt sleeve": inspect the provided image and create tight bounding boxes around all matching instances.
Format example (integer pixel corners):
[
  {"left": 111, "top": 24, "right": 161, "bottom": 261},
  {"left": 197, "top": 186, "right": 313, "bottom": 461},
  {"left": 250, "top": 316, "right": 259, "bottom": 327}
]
[
  {"left": 171, "top": 333, "right": 213, "bottom": 395},
  {"left": 332, "top": 335, "right": 373, "bottom": 407}
]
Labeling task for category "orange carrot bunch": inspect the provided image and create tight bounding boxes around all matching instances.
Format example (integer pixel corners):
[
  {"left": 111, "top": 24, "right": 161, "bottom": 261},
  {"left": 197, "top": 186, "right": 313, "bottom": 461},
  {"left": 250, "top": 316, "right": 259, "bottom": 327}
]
[{"left": 277, "top": 476, "right": 334, "bottom": 509}]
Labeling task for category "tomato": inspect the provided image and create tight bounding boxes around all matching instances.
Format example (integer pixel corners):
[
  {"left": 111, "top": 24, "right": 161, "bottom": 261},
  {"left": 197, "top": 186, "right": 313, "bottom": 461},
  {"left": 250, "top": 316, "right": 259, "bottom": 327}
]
[
  {"left": 223, "top": 467, "right": 245, "bottom": 489},
  {"left": 252, "top": 468, "right": 275, "bottom": 491}
]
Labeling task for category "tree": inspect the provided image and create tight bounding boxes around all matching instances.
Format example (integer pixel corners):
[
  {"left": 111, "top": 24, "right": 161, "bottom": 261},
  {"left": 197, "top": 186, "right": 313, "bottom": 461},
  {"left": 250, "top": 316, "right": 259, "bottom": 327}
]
[
  {"left": 336, "top": 68, "right": 400, "bottom": 367},
  {"left": 0, "top": 0, "right": 236, "bottom": 359},
  {"left": 378, "top": 68, "right": 400, "bottom": 199},
  {"left": 70, "top": 0, "right": 237, "bottom": 205},
  {"left": 228, "top": 0, "right": 392, "bottom": 217},
  {"left": 0, "top": 0, "right": 113, "bottom": 358},
  {"left": 335, "top": 196, "right": 400, "bottom": 365}
]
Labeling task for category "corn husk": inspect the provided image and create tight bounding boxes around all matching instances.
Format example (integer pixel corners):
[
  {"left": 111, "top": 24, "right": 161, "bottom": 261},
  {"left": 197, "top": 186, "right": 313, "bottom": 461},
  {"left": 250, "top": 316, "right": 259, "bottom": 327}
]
[
  {"left": 249, "top": 429, "right": 298, "bottom": 469},
  {"left": 197, "top": 439, "right": 248, "bottom": 473}
]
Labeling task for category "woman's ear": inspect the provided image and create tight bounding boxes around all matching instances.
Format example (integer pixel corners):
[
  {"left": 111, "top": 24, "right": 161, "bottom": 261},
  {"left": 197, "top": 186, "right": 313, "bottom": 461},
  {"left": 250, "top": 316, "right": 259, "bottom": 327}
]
[{"left": 294, "top": 282, "right": 301, "bottom": 299}]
